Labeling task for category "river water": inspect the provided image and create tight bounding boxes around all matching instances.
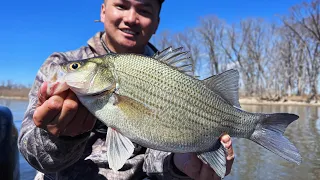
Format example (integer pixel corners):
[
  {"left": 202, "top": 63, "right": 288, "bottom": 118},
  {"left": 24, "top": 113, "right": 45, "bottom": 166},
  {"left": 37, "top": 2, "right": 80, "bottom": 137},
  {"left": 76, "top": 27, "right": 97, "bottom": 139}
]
[{"left": 1, "top": 98, "right": 319, "bottom": 180}]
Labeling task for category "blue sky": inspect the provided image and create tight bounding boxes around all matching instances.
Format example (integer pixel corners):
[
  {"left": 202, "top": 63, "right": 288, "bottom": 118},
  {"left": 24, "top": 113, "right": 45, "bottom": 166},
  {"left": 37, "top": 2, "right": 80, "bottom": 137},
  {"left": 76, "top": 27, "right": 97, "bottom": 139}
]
[{"left": 0, "top": 0, "right": 309, "bottom": 86}]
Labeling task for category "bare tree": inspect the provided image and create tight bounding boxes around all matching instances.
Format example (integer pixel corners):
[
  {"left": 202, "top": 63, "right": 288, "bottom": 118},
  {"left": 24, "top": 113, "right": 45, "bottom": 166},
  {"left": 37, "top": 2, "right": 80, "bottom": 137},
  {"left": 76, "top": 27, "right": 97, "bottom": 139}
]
[
  {"left": 282, "top": 0, "right": 320, "bottom": 102},
  {"left": 244, "top": 19, "right": 276, "bottom": 96},
  {"left": 174, "top": 29, "right": 201, "bottom": 75},
  {"left": 275, "top": 25, "right": 308, "bottom": 97},
  {"left": 198, "top": 16, "right": 225, "bottom": 75},
  {"left": 219, "top": 21, "right": 252, "bottom": 95},
  {"left": 150, "top": 0, "right": 320, "bottom": 102},
  {"left": 153, "top": 30, "right": 173, "bottom": 50}
]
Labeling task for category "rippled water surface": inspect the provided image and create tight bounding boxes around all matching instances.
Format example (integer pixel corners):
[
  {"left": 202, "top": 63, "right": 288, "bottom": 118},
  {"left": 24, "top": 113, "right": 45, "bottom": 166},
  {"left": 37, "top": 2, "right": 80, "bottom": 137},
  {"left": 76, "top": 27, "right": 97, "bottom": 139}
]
[
  {"left": 225, "top": 104, "right": 320, "bottom": 180},
  {"left": 1, "top": 99, "right": 319, "bottom": 180}
]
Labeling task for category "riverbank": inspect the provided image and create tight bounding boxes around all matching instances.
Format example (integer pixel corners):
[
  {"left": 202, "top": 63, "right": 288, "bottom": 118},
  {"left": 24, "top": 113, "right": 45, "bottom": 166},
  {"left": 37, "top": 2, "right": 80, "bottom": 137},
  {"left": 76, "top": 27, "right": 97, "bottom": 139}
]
[
  {"left": 1, "top": 95, "right": 320, "bottom": 106},
  {"left": 5, "top": 101, "right": 318, "bottom": 180},
  {"left": 239, "top": 97, "right": 320, "bottom": 106},
  {"left": 0, "top": 87, "right": 30, "bottom": 100},
  {"left": 0, "top": 96, "right": 29, "bottom": 100}
]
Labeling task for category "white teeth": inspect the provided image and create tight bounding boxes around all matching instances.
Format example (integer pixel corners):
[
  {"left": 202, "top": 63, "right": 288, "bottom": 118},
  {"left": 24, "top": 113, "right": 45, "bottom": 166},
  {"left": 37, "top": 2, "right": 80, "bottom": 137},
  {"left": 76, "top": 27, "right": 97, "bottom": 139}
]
[{"left": 122, "top": 29, "right": 136, "bottom": 35}]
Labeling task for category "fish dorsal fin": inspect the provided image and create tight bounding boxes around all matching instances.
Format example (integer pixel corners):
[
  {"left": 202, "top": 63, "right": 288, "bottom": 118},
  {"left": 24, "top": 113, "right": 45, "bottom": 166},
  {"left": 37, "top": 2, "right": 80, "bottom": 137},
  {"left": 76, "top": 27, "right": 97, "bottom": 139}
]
[
  {"left": 153, "top": 47, "right": 195, "bottom": 78},
  {"left": 203, "top": 69, "right": 241, "bottom": 108},
  {"left": 106, "top": 128, "right": 135, "bottom": 171}
]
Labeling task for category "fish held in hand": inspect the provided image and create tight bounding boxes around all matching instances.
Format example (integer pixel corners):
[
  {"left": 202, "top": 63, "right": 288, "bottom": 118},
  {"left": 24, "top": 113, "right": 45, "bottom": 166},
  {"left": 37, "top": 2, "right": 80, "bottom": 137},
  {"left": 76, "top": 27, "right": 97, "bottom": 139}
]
[{"left": 47, "top": 47, "right": 302, "bottom": 178}]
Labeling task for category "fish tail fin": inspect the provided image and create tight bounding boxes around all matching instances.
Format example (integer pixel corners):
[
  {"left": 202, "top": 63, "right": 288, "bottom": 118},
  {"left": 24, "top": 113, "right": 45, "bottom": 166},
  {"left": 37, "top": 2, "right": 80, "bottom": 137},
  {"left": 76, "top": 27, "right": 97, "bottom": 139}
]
[{"left": 250, "top": 113, "right": 302, "bottom": 165}]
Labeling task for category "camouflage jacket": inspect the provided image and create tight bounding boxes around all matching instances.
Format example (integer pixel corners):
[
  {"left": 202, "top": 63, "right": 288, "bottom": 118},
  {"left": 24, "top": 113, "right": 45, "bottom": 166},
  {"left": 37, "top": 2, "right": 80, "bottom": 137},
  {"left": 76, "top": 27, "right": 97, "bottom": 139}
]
[{"left": 18, "top": 32, "right": 191, "bottom": 180}]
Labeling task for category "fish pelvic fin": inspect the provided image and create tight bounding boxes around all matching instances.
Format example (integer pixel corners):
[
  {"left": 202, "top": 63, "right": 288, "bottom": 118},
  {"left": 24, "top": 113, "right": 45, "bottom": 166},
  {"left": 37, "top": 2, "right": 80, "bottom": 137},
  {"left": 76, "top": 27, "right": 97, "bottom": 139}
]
[
  {"left": 250, "top": 113, "right": 302, "bottom": 165},
  {"left": 202, "top": 69, "right": 241, "bottom": 108},
  {"left": 106, "top": 128, "right": 135, "bottom": 171},
  {"left": 197, "top": 141, "right": 227, "bottom": 178}
]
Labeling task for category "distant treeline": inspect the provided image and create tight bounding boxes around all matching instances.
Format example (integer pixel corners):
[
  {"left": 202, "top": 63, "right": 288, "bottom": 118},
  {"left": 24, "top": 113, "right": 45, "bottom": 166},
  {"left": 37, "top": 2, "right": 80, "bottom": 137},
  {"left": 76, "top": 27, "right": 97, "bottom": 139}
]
[
  {"left": 153, "top": 0, "right": 320, "bottom": 102},
  {"left": 0, "top": 80, "right": 31, "bottom": 99},
  {"left": 3, "top": 0, "right": 320, "bottom": 103}
]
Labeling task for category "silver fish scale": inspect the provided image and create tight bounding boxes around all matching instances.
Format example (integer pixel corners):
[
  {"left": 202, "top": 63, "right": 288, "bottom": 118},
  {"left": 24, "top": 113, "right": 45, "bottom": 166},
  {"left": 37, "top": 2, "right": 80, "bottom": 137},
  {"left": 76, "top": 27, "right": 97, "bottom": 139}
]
[{"left": 104, "top": 54, "right": 259, "bottom": 152}]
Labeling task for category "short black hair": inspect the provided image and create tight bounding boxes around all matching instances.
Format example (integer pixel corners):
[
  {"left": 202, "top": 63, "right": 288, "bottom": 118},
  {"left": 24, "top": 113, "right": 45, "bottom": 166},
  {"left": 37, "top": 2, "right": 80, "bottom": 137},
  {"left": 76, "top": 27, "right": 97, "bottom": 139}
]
[
  {"left": 103, "top": 0, "right": 164, "bottom": 15},
  {"left": 158, "top": 0, "right": 164, "bottom": 14}
]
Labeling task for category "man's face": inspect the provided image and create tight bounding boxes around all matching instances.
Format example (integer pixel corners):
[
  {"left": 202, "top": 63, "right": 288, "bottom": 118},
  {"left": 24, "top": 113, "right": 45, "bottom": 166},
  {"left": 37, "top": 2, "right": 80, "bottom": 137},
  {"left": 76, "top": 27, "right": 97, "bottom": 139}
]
[{"left": 100, "top": 0, "right": 160, "bottom": 53}]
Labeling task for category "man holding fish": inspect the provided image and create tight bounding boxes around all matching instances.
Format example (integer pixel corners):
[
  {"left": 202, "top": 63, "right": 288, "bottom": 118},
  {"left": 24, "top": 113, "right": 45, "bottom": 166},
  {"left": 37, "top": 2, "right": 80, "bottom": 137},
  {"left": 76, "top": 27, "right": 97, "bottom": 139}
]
[{"left": 18, "top": 0, "right": 235, "bottom": 179}]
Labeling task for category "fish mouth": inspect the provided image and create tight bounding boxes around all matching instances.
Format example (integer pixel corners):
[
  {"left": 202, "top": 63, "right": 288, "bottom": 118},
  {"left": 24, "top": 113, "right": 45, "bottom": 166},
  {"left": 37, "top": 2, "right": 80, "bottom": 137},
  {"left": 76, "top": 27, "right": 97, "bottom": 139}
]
[
  {"left": 89, "top": 89, "right": 113, "bottom": 97},
  {"left": 87, "top": 83, "right": 116, "bottom": 97},
  {"left": 70, "top": 81, "right": 116, "bottom": 97}
]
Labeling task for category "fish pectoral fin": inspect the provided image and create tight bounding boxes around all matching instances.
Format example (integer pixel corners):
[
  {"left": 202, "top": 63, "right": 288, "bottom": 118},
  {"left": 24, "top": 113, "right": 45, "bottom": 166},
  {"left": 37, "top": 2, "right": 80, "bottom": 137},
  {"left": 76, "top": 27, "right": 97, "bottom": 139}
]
[
  {"left": 197, "top": 143, "right": 227, "bottom": 178},
  {"left": 115, "top": 94, "right": 155, "bottom": 119},
  {"left": 202, "top": 69, "right": 241, "bottom": 108},
  {"left": 106, "top": 128, "right": 135, "bottom": 171}
]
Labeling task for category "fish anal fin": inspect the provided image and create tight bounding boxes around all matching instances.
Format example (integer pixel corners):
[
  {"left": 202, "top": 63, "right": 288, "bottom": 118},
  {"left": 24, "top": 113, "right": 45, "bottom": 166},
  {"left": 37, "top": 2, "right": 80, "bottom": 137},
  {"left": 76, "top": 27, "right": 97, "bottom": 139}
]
[
  {"left": 197, "top": 142, "right": 227, "bottom": 178},
  {"left": 203, "top": 69, "right": 241, "bottom": 108}
]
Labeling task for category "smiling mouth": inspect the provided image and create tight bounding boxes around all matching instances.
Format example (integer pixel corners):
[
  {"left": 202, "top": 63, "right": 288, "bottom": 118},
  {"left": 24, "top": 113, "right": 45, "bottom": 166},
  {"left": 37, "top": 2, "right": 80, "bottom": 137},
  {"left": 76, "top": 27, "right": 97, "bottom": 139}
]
[{"left": 121, "top": 29, "right": 138, "bottom": 35}]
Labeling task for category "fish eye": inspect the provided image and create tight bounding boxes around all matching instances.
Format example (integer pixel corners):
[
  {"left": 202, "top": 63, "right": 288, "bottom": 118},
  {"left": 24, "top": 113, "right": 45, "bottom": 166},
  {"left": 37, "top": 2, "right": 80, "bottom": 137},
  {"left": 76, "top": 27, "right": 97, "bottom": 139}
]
[{"left": 69, "top": 63, "right": 81, "bottom": 70}]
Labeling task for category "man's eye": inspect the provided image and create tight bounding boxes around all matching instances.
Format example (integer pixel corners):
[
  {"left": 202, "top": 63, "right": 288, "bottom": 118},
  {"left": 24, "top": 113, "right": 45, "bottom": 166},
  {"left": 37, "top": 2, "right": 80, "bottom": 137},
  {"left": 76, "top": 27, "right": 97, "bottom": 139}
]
[
  {"left": 116, "top": 4, "right": 126, "bottom": 10},
  {"left": 139, "top": 9, "right": 152, "bottom": 15}
]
